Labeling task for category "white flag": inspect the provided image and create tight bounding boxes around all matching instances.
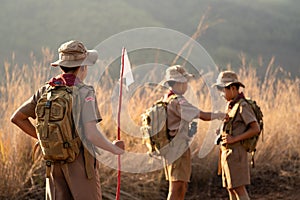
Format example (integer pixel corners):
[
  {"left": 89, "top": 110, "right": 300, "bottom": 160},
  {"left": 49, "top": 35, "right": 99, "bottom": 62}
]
[{"left": 121, "top": 48, "right": 134, "bottom": 90}]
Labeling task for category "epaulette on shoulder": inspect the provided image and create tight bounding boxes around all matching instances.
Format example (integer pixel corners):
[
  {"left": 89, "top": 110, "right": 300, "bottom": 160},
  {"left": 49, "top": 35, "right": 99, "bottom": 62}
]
[{"left": 79, "top": 84, "right": 95, "bottom": 92}]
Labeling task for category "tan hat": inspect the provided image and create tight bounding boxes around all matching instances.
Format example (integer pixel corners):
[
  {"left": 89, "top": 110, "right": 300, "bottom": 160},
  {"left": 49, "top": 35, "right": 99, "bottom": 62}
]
[
  {"left": 212, "top": 71, "right": 245, "bottom": 88},
  {"left": 51, "top": 40, "right": 98, "bottom": 68},
  {"left": 164, "top": 65, "right": 194, "bottom": 83}
]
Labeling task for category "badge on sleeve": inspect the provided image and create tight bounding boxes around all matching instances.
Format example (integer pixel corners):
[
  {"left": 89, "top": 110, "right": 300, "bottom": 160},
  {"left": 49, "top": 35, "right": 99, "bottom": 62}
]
[{"left": 85, "top": 96, "right": 95, "bottom": 102}]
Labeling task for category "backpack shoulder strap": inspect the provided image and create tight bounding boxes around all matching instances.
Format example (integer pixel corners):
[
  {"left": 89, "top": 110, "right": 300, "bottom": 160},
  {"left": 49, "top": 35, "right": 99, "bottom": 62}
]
[
  {"left": 228, "top": 98, "right": 244, "bottom": 118},
  {"left": 224, "top": 98, "right": 244, "bottom": 135},
  {"left": 165, "top": 94, "right": 177, "bottom": 104}
]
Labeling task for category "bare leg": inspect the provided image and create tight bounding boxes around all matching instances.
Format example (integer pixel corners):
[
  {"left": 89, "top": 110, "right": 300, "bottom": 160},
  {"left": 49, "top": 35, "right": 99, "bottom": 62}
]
[
  {"left": 167, "top": 181, "right": 188, "bottom": 200},
  {"left": 233, "top": 186, "right": 250, "bottom": 200}
]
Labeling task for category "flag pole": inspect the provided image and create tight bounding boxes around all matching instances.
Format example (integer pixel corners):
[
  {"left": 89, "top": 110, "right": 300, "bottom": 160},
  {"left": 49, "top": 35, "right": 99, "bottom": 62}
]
[{"left": 115, "top": 47, "right": 125, "bottom": 200}]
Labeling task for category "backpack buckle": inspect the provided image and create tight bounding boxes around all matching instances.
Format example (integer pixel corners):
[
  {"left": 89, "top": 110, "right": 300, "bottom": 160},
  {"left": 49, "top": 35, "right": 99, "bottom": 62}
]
[
  {"left": 45, "top": 100, "right": 51, "bottom": 108},
  {"left": 63, "top": 142, "right": 70, "bottom": 148},
  {"left": 46, "top": 160, "right": 52, "bottom": 167},
  {"left": 65, "top": 88, "right": 72, "bottom": 93}
]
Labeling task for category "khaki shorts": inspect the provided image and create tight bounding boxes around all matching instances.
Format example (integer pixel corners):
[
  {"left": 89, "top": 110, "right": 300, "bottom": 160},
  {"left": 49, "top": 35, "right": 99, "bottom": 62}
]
[
  {"left": 221, "top": 144, "right": 250, "bottom": 189},
  {"left": 46, "top": 151, "right": 101, "bottom": 200},
  {"left": 164, "top": 148, "right": 191, "bottom": 182}
]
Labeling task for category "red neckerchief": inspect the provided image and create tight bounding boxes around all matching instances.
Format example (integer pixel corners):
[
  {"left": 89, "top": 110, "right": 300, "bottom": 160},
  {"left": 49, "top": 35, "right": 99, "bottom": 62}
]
[
  {"left": 48, "top": 74, "right": 81, "bottom": 86},
  {"left": 228, "top": 92, "right": 245, "bottom": 109},
  {"left": 167, "top": 90, "right": 175, "bottom": 97}
]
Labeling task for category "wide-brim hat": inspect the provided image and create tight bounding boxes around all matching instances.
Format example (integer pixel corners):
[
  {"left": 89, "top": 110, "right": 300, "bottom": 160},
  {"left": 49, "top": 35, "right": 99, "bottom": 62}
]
[
  {"left": 51, "top": 40, "right": 98, "bottom": 68},
  {"left": 163, "top": 65, "right": 194, "bottom": 84},
  {"left": 212, "top": 70, "right": 245, "bottom": 88}
]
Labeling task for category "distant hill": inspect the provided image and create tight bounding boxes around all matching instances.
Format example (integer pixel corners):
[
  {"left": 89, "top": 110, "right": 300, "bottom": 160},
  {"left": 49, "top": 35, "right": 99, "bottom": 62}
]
[
  {"left": 0, "top": 0, "right": 162, "bottom": 64},
  {"left": 127, "top": 0, "right": 300, "bottom": 75},
  {"left": 0, "top": 0, "right": 299, "bottom": 76}
]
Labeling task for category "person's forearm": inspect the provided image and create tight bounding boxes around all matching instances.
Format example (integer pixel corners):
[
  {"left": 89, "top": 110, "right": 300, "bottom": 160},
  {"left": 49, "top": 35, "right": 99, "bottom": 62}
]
[
  {"left": 86, "top": 130, "right": 118, "bottom": 153},
  {"left": 84, "top": 121, "right": 122, "bottom": 154},
  {"left": 233, "top": 125, "right": 260, "bottom": 143},
  {"left": 11, "top": 111, "right": 37, "bottom": 139},
  {"left": 223, "top": 122, "right": 260, "bottom": 144},
  {"left": 17, "top": 119, "right": 37, "bottom": 139},
  {"left": 199, "top": 111, "right": 224, "bottom": 121}
]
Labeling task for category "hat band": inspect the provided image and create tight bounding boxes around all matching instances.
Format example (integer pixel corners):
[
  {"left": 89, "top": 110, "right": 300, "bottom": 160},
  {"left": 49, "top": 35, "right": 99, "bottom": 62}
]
[
  {"left": 59, "top": 53, "right": 87, "bottom": 61},
  {"left": 220, "top": 77, "right": 238, "bottom": 83}
]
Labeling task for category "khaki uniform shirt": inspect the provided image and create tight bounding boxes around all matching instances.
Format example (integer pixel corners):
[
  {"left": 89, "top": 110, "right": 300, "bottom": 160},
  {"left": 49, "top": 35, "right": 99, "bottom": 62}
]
[
  {"left": 18, "top": 83, "right": 102, "bottom": 200},
  {"left": 164, "top": 94, "right": 200, "bottom": 182},
  {"left": 221, "top": 99, "right": 257, "bottom": 189}
]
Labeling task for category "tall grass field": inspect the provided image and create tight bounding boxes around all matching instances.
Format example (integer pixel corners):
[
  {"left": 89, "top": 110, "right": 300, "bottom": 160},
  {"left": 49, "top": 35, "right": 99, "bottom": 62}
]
[{"left": 0, "top": 51, "right": 299, "bottom": 199}]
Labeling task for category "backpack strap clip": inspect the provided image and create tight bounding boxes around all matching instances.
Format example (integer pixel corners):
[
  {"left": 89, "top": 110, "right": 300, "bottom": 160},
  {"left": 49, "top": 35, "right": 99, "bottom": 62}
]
[
  {"left": 45, "top": 160, "right": 52, "bottom": 178},
  {"left": 63, "top": 142, "right": 70, "bottom": 148}
]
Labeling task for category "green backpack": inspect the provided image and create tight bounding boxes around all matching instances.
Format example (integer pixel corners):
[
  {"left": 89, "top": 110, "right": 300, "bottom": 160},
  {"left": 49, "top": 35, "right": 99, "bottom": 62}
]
[
  {"left": 35, "top": 84, "right": 82, "bottom": 175},
  {"left": 141, "top": 95, "right": 177, "bottom": 157},
  {"left": 226, "top": 98, "right": 264, "bottom": 167}
]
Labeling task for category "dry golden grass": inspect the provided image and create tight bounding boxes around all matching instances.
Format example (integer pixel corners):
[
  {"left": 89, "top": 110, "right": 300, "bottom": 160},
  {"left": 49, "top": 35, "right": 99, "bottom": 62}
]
[{"left": 0, "top": 51, "right": 299, "bottom": 199}]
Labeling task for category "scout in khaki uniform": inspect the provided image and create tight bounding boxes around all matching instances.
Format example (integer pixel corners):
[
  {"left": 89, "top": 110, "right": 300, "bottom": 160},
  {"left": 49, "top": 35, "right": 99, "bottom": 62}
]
[
  {"left": 162, "top": 65, "right": 225, "bottom": 200},
  {"left": 11, "top": 40, "right": 125, "bottom": 200},
  {"left": 212, "top": 71, "right": 260, "bottom": 200}
]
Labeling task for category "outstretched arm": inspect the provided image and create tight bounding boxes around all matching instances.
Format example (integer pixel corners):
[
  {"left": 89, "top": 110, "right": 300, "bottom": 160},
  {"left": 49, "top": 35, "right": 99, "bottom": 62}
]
[
  {"left": 222, "top": 121, "right": 260, "bottom": 144},
  {"left": 10, "top": 110, "right": 37, "bottom": 139},
  {"left": 84, "top": 121, "right": 125, "bottom": 155},
  {"left": 198, "top": 111, "right": 226, "bottom": 121}
]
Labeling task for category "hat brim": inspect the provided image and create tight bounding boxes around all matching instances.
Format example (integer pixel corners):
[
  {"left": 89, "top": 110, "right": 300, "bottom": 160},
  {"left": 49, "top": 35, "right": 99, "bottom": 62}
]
[
  {"left": 51, "top": 50, "right": 98, "bottom": 68},
  {"left": 212, "top": 81, "right": 245, "bottom": 88}
]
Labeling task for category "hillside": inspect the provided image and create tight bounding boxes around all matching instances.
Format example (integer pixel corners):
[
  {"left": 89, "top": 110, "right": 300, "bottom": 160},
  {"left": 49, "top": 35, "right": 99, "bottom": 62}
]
[{"left": 0, "top": 0, "right": 299, "bottom": 76}]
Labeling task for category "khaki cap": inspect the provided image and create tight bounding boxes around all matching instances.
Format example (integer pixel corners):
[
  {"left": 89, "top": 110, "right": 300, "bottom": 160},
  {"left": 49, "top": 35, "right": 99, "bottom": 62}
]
[
  {"left": 51, "top": 40, "right": 98, "bottom": 68},
  {"left": 164, "top": 65, "right": 194, "bottom": 83},
  {"left": 212, "top": 71, "right": 245, "bottom": 88}
]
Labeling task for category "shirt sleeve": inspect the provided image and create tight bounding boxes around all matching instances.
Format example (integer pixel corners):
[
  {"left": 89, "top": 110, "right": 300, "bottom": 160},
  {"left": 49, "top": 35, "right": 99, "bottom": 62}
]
[
  {"left": 177, "top": 96, "right": 200, "bottom": 122},
  {"left": 80, "top": 86, "right": 102, "bottom": 124},
  {"left": 239, "top": 101, "right": 257, "bottom": 126}
]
